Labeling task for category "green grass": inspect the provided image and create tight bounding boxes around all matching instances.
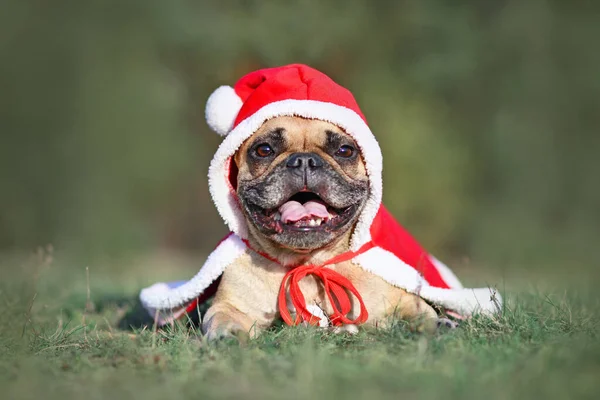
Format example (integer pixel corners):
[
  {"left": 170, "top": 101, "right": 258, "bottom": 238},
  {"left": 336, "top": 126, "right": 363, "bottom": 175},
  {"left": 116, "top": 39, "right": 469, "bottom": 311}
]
[{"left": 1, "top": 250, "right": 599, "bottom": 400}]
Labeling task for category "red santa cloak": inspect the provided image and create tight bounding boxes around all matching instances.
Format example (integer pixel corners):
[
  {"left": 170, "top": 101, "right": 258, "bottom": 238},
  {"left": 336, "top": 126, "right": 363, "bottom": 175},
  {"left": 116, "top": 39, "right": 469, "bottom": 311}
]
[{"left": 139, "top": 64, "right": 501, "bottom": 326}]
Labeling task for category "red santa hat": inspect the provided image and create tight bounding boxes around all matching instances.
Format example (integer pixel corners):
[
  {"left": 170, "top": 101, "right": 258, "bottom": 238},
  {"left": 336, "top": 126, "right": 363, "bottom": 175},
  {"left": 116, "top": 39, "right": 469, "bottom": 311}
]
[{"left": 140, "top": 64, "right": 501, "bottom": 326}]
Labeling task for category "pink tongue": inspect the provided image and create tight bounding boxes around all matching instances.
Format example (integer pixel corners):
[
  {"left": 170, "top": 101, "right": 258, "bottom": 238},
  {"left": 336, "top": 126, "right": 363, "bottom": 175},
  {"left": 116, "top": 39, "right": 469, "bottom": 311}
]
[{"left": 279, "top": 200, "right": 329, "bottom": 223}]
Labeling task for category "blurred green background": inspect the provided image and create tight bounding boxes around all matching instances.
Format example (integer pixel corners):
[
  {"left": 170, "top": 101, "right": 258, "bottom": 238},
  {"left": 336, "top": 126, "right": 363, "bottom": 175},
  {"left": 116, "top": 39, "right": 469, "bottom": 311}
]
[{"left": 1, "top": 0, "right": 599, "bottom": 274}]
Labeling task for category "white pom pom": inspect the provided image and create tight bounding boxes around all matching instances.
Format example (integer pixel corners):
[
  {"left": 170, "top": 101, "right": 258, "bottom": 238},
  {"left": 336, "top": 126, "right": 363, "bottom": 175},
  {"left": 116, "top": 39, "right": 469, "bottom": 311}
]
[{"left": 205, "top": 85, "right": 243, "bottom": 136}]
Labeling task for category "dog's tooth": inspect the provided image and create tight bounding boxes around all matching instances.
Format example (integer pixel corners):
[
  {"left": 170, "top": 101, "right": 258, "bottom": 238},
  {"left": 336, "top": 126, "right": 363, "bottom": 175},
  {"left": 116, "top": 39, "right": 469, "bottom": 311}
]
[
  {"left": 274, "top": 212, "right": 281, "bottom": 221},
  {"left": 315, "top": 218, "right": 322, "bottom": 226},
  {"left": 309, "top": 219, "right": 316, "bottom": 226}
]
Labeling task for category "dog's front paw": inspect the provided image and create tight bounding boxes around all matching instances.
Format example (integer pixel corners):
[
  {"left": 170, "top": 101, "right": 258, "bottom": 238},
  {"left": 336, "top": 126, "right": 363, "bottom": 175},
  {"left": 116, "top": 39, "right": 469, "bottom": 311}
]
[
  {"left": 203, "top": 321, "right": 250, "bottom": 344},
  {"left": 330, "top": 324, "right": 359, "bottom": 335},
  {"left": 202, "top": 303, "right": 256, "bottom": 343},
  {"left": 436, "top": 317, "right": 459, "bottom": 331},
  {"left": 205, "top": 325, "right": 247, "bottom": 343},
  {"left": 202, "top": 311, "right": 250, "bottom": 343}
]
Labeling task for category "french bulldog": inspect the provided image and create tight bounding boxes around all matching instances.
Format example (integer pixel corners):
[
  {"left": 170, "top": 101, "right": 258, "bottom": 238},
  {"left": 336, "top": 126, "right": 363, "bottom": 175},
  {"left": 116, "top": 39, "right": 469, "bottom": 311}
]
[{"left": 201, "top": 116, "right": 451, "bottom": 340}]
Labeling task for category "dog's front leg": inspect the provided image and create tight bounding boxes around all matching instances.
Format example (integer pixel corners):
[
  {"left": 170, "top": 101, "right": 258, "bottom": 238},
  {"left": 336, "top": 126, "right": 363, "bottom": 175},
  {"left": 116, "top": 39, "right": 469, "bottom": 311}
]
[
  {"left": 201, "top": 253, "right": 282, "bottom": 341},
  {"left": 202, "top": 301, "right": 256, "bottom": 342},
  {"left": 397, "top": 293, "right": 440, "bottom": 333},
  {"left": 394, "top": 291, "right": 461, "bottom": 333}
]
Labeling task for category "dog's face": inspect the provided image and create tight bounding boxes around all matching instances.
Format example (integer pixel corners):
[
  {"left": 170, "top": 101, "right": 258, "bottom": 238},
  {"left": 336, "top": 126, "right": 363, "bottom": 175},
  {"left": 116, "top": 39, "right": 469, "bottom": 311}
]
[{"left": 234, "top": 116, "right": 369, "bottom": 251}]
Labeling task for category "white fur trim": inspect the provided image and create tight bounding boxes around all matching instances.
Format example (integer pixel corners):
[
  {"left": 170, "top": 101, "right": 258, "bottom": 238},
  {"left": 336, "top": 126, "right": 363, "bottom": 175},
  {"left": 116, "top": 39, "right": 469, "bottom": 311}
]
[
  {"left": 419, "top": 285, "right": 501, "bottom": 317},
  {"left": 139, "top": 283, "right": 193, "bottom": 326},
  {"left": 354, "top": 247, "right": 502, "bottom": 316},
  {"left": 354, "top": 247, "right": 428, "bottom": 292},
  {"left": 208, "top": 99, "right": 383, "bottom": 250},
  {"left": 431, "top": 256, "right": 464, "bottom": 289},
  {"left": 139, "top": 234, "right": 247, "bottom": 309},
  {"left": 205, "top": 86, "right": 244, "bottom": 136}
]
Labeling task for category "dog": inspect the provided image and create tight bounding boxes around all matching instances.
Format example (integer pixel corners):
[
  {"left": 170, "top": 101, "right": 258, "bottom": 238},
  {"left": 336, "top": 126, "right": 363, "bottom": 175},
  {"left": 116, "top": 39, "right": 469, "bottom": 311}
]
[
  {"left": 139, "top": 64, "right": 501, "bottom": 339},
  {"left": 201, "top": 116, "right": 447, "bottom": 339}
]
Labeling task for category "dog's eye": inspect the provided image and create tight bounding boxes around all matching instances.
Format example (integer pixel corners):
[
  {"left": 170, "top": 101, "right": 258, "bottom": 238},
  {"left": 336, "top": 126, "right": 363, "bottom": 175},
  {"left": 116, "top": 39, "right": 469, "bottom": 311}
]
[
  {"left": 335, "top": 145, "right": 355, "bottom": 158},
  {"left": 255, "top": 143, "right": 274, "bottom": 158}
]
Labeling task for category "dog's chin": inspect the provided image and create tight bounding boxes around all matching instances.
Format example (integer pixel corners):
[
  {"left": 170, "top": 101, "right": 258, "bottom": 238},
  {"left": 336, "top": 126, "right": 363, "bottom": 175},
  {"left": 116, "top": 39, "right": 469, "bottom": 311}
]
[{"left": 243, "top": 191, "right": 364, "bottom": 251}]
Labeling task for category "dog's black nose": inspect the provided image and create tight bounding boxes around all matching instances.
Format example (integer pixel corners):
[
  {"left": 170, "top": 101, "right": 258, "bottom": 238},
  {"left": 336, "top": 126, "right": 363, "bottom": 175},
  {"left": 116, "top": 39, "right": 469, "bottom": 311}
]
[{"left": 286, "top": 153, "right": 324, "bottom": 170}]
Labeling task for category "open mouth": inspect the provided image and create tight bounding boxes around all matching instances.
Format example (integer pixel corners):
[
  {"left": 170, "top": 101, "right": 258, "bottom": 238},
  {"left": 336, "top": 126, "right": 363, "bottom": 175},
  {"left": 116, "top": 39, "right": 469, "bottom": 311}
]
[{"left": 248, "top": 191, "right": 357, "bottom": 233}]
